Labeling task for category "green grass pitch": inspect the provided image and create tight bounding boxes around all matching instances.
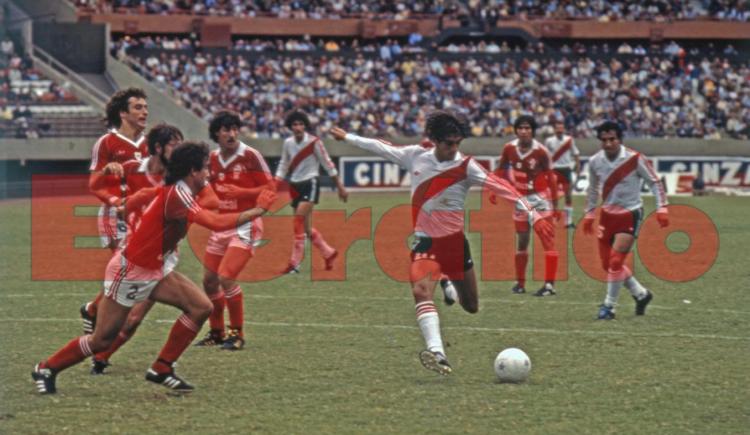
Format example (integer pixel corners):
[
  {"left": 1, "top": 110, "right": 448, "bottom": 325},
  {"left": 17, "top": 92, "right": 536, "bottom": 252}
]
[{"left": 1, "top": 193, "right": 748, "bottom": 434}]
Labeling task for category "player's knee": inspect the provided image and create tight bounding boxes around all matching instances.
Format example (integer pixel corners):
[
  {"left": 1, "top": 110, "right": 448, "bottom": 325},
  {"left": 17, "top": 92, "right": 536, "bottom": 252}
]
[
  {"left": 203, "top": 276, "right": 220, "bottom": 294},
  {"left": 411, "top": 282, "right": 433, "bottom": 300}
]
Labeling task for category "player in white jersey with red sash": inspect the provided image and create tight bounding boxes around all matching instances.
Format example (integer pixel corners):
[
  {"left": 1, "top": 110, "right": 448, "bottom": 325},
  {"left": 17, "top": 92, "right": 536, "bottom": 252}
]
[
  {"left": 331, "top": 111, "right": 553, "bottom": 375},
  {"left": 81, "top": 88, "right": 150, "bottom": 337},
  {"left": 583, "top": 121, "right": 669, "bottom": 320},
  {"left": 275, "top": 110, "right": 348, "bottom": 273},
  {"left": 32, "top": 142, "right": 276, "bottom": 394},
  {"left": 496, "top": 116, "right": 560, "bottom": 297},
  {"left": 194, "top": 111, "right": 274, "bottom": 350},
  {"left": 544, "top": 119, "right": 580, "bottom": 228}
]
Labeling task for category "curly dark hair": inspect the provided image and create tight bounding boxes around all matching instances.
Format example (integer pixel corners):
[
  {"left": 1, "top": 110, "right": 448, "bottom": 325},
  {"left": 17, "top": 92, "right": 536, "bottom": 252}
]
[
  {"left": 209, "top": 110, "right": 242, "bottom": 142},
  {"left": 513, "top": 115, "right": 537, "bottom": 135},
  {"left": 596, "top": 120, "right": 623, "bottom": 140},
  {"left": 424, "top": 110, "right": 471, "bottom": 143},
  {"left": 165, "top": 141, "right": 209, "bottom": 185},
  {"left": 284, "top": 109, "right": 311, "bottom": 130},
  {"left": 146, "top": 123, "right": 183, "bottom": 156},
  {"left": 105, "top": 88, "right": 146, "bottom": 129}
]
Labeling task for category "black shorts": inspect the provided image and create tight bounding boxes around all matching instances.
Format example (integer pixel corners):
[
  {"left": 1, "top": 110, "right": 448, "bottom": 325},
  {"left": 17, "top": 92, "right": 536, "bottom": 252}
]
[
  {"left": 553, "top": 168, "right": 573, "bottom": 188},
  {"left": 599, "top": 208, "right": 644, "bottom": 244},
  {"left": 410, "top": 232, "right": 474, "bottom": 280},
  {"left": 290, "top": 178, "right": 321, "bottom": 208}
]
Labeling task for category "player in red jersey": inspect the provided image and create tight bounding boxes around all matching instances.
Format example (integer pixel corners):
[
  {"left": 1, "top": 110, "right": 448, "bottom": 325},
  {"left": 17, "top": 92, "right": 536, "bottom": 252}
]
[
  {"left": 32, "top": 142, "right": 277, "bottom": 394},
  {"left": 495, "top": 116, "right": 560, "bottom": 297},
  {"left": 193, "top": 111, "right": 274, "bottom": 350},
  {"left": 275, "top": 110, "right": 348, "bottom": 274},
  {"left": 81, "top": 88, "right": 150, "bottom": 335},
  {"left": 86, "top": 124, "right": 218, "bottom": 374}
]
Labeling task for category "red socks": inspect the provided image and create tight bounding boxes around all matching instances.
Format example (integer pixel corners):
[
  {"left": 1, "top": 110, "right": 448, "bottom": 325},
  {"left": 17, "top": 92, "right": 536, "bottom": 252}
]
[
  {"left": 152, "top": 315, "right": 200, "bottom": 373},
  {"left": 208, "top": 291, "right": 226, "bottom": 335},
  {"left": 94, "top": 331, "right": 131, "bottom": 362},
  {"left": 545, "top": 251, "right": 559, "bottom": 283},
  {"left": 515, "top": 251, "right": 528, "bottom": 287},
  {"left": 45, "top": 336, "right": 93, "bottom": 372}
]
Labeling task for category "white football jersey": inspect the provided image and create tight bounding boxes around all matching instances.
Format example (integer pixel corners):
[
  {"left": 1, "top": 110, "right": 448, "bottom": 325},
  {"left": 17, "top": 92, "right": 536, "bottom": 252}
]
[
  {"left": 276, "top": 132, "right": 338, "bottom": 182},
  {"left": 344, "top": 133, "right": 532, "bottom": 237},
  {"left": 585, "top": 145, "right": 667, "bottom": 214},
  {"left": 544, "top": 134, "right": 580, "bottom": 169}
]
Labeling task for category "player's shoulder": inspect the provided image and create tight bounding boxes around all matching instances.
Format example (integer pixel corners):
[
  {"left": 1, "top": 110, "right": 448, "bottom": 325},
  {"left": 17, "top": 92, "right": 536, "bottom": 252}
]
[
  {"left": 622, "top": 146, "right": 642, "bottom": 158},
  {"left": 588, "top": 149, "right": 607, "bottom": 164}
]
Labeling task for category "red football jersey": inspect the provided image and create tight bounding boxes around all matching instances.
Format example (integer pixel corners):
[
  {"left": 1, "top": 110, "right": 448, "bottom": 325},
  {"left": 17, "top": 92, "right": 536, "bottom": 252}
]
[
  {"left": 497, "top": 139, "right": 553, "bottom": 196},
  {"left": 121, "top": 157, "right": 163, "bottom": 228},
  {"left": 89, "top": 129, "right": 147, "bottom": 171},
  {"left": 208, "top": 142, "right": 272, "bottom": 214},
  {"left": 123, "top": 181, "right": 202, "bottom": 270}
]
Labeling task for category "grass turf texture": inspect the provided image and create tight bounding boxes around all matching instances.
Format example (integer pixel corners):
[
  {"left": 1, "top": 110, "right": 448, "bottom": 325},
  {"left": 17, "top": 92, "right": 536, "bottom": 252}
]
[{"left": 1, "top": 193, "right": 748, "bottom": 434}]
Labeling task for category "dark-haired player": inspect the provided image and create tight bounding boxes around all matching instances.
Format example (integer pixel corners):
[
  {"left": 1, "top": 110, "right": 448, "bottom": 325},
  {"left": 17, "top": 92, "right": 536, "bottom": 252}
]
[
  {"left": 496, "top": 115, "right": 560, "bottom": 297},
  {"left": 32, "top": 142, "right": 276, "bottom": 394},
  {"left": 194, "top": 111, "right": 274, "bottom": 350},
  {"left": 331, "top": 110, "right": 553, "bottom": 375},
  {"left": 584, "top": 121, "right": 668, "bottom": 320},
  {"left": 275, "top": 110, "right": 347, "bottom": 273},
  {"left": 86, "top": 124, "right": 219, "bottom": 374}
]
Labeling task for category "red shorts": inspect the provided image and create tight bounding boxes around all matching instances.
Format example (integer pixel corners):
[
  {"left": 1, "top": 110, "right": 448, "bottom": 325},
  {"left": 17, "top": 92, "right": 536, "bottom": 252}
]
[
  {"left": 598, "top": 208, "right": 644, "bottom": 245},
  {"left": 410, "top": 232, "right": 473, "bottom": 280}
]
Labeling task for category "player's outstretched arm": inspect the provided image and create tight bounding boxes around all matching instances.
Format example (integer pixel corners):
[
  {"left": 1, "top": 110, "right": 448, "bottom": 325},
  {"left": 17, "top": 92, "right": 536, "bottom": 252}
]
[
  {"left": 192, "top": 189, "right": 276, "bottom": 232},
  {"left": 330, "top": 127, "right": 413, "bottom": 168}
]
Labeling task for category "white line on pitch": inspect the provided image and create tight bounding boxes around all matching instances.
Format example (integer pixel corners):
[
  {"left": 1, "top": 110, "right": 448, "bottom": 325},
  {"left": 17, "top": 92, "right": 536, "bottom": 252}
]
[
  {"left": 1, "top": 292, "right": 748, "bottom": 316},
  {"left": 0, "top": 317, "right": 747, "bottom": 342}
]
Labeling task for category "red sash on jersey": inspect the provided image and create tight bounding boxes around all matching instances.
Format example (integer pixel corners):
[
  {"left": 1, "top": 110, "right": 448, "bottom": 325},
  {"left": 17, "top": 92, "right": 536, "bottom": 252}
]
[
  {"left": 551, "top": 138, "right": 572, "bottom": 162},
  {"left": 602, "top": 153, "right": 640, "bottom": 202},
  {"left": 411, "top": 157, "right": 472, "bottom": 226},
  {"left": 287, "top": 139, "right": 317, "bottom": 175}
]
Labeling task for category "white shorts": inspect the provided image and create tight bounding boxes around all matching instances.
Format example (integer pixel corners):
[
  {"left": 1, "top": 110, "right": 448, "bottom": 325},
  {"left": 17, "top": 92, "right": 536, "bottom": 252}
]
[
  {"left": 97, "top": 205, "right": 127, "bottom": 248},
  {"left": 205, "top": 219, "right": 263, "bottom": 257},
  {"left": 514, "top": 193, "right": 553, "bottom": 231},
  {"left": 103, "top": 250, "right": 179, "bottom": 308}
]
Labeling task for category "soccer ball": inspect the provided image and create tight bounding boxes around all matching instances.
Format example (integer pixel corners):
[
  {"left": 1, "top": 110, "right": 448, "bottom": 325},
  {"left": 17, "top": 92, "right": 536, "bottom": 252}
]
[{"left": 494, "top": 348, "right": 531, "bottom": 383}]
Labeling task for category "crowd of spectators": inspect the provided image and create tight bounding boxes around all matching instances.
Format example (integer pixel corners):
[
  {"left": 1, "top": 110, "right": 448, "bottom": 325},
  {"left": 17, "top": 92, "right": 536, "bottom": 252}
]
[
  {"left": 77, "top": 0, "right": 750, "bottom": 21},
  {"left": 0, "top": 37, "right": 84, "bottom": 138},
  {"left": 124, "top": 45, "right": 750, "bottom": 140}
]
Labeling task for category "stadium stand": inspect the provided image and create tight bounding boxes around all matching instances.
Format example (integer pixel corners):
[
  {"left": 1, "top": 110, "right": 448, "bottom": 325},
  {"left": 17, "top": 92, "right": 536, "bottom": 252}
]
[
  {"left": 76, "top": 0, "right": 750, "bottom": 22},
  {"left": 117, "top": 36, "right": 750, "bottom": 140},
  {"left": 0, "top": 35, "right": 101, "bottom": 138}
]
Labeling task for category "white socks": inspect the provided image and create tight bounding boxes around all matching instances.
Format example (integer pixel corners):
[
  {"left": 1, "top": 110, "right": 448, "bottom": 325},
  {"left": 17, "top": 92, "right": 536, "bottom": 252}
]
[{"left": 415, "top": 301, "right": 444, "bottom": 354}]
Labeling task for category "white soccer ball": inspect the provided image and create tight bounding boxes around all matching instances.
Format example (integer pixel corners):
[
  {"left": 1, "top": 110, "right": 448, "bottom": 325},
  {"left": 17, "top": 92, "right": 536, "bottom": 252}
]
[{"left": 494, "top": 348, "right": 531, "bottom": 383}]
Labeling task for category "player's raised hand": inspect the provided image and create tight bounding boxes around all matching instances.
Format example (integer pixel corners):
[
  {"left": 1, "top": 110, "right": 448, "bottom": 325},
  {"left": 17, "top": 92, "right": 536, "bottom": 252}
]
[
  {"left": 656, "top": 208, "right": 669, "bottom": 228},
  {"left": 330, "top": 127, "right": 348, "bottom": 141},
  {"left": 103, "top": 162, "right": 124, "bottom": 177},
  {"left": 582, "top": 215, "right": 595, "bottom": 235},
  {"left": 256, "top": 189, "right": 277, "bottom": 211}
]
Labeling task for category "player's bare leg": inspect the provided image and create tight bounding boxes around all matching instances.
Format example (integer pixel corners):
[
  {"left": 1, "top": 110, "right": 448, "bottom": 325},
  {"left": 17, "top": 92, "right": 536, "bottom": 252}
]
[
  {"left": 217, "top": 246, "right": 253, "bottom": 350},
  {"left": 411, "top": 259, "right": 451, "bottom": 375},
  {"left": 146, "top": 271, "right": 212, "bottom": 392},
  {"left": 196, "top": 253, "right": 226, "bottom": 346},
  {"left": 449, "top": 268, "right": 479, "bottom": 314},
  {"left": 91, "top": 299, "right": 156, "bottom": 374},
  {"left": 33, "top": 296, "right": 130, "bottom": 394}
]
